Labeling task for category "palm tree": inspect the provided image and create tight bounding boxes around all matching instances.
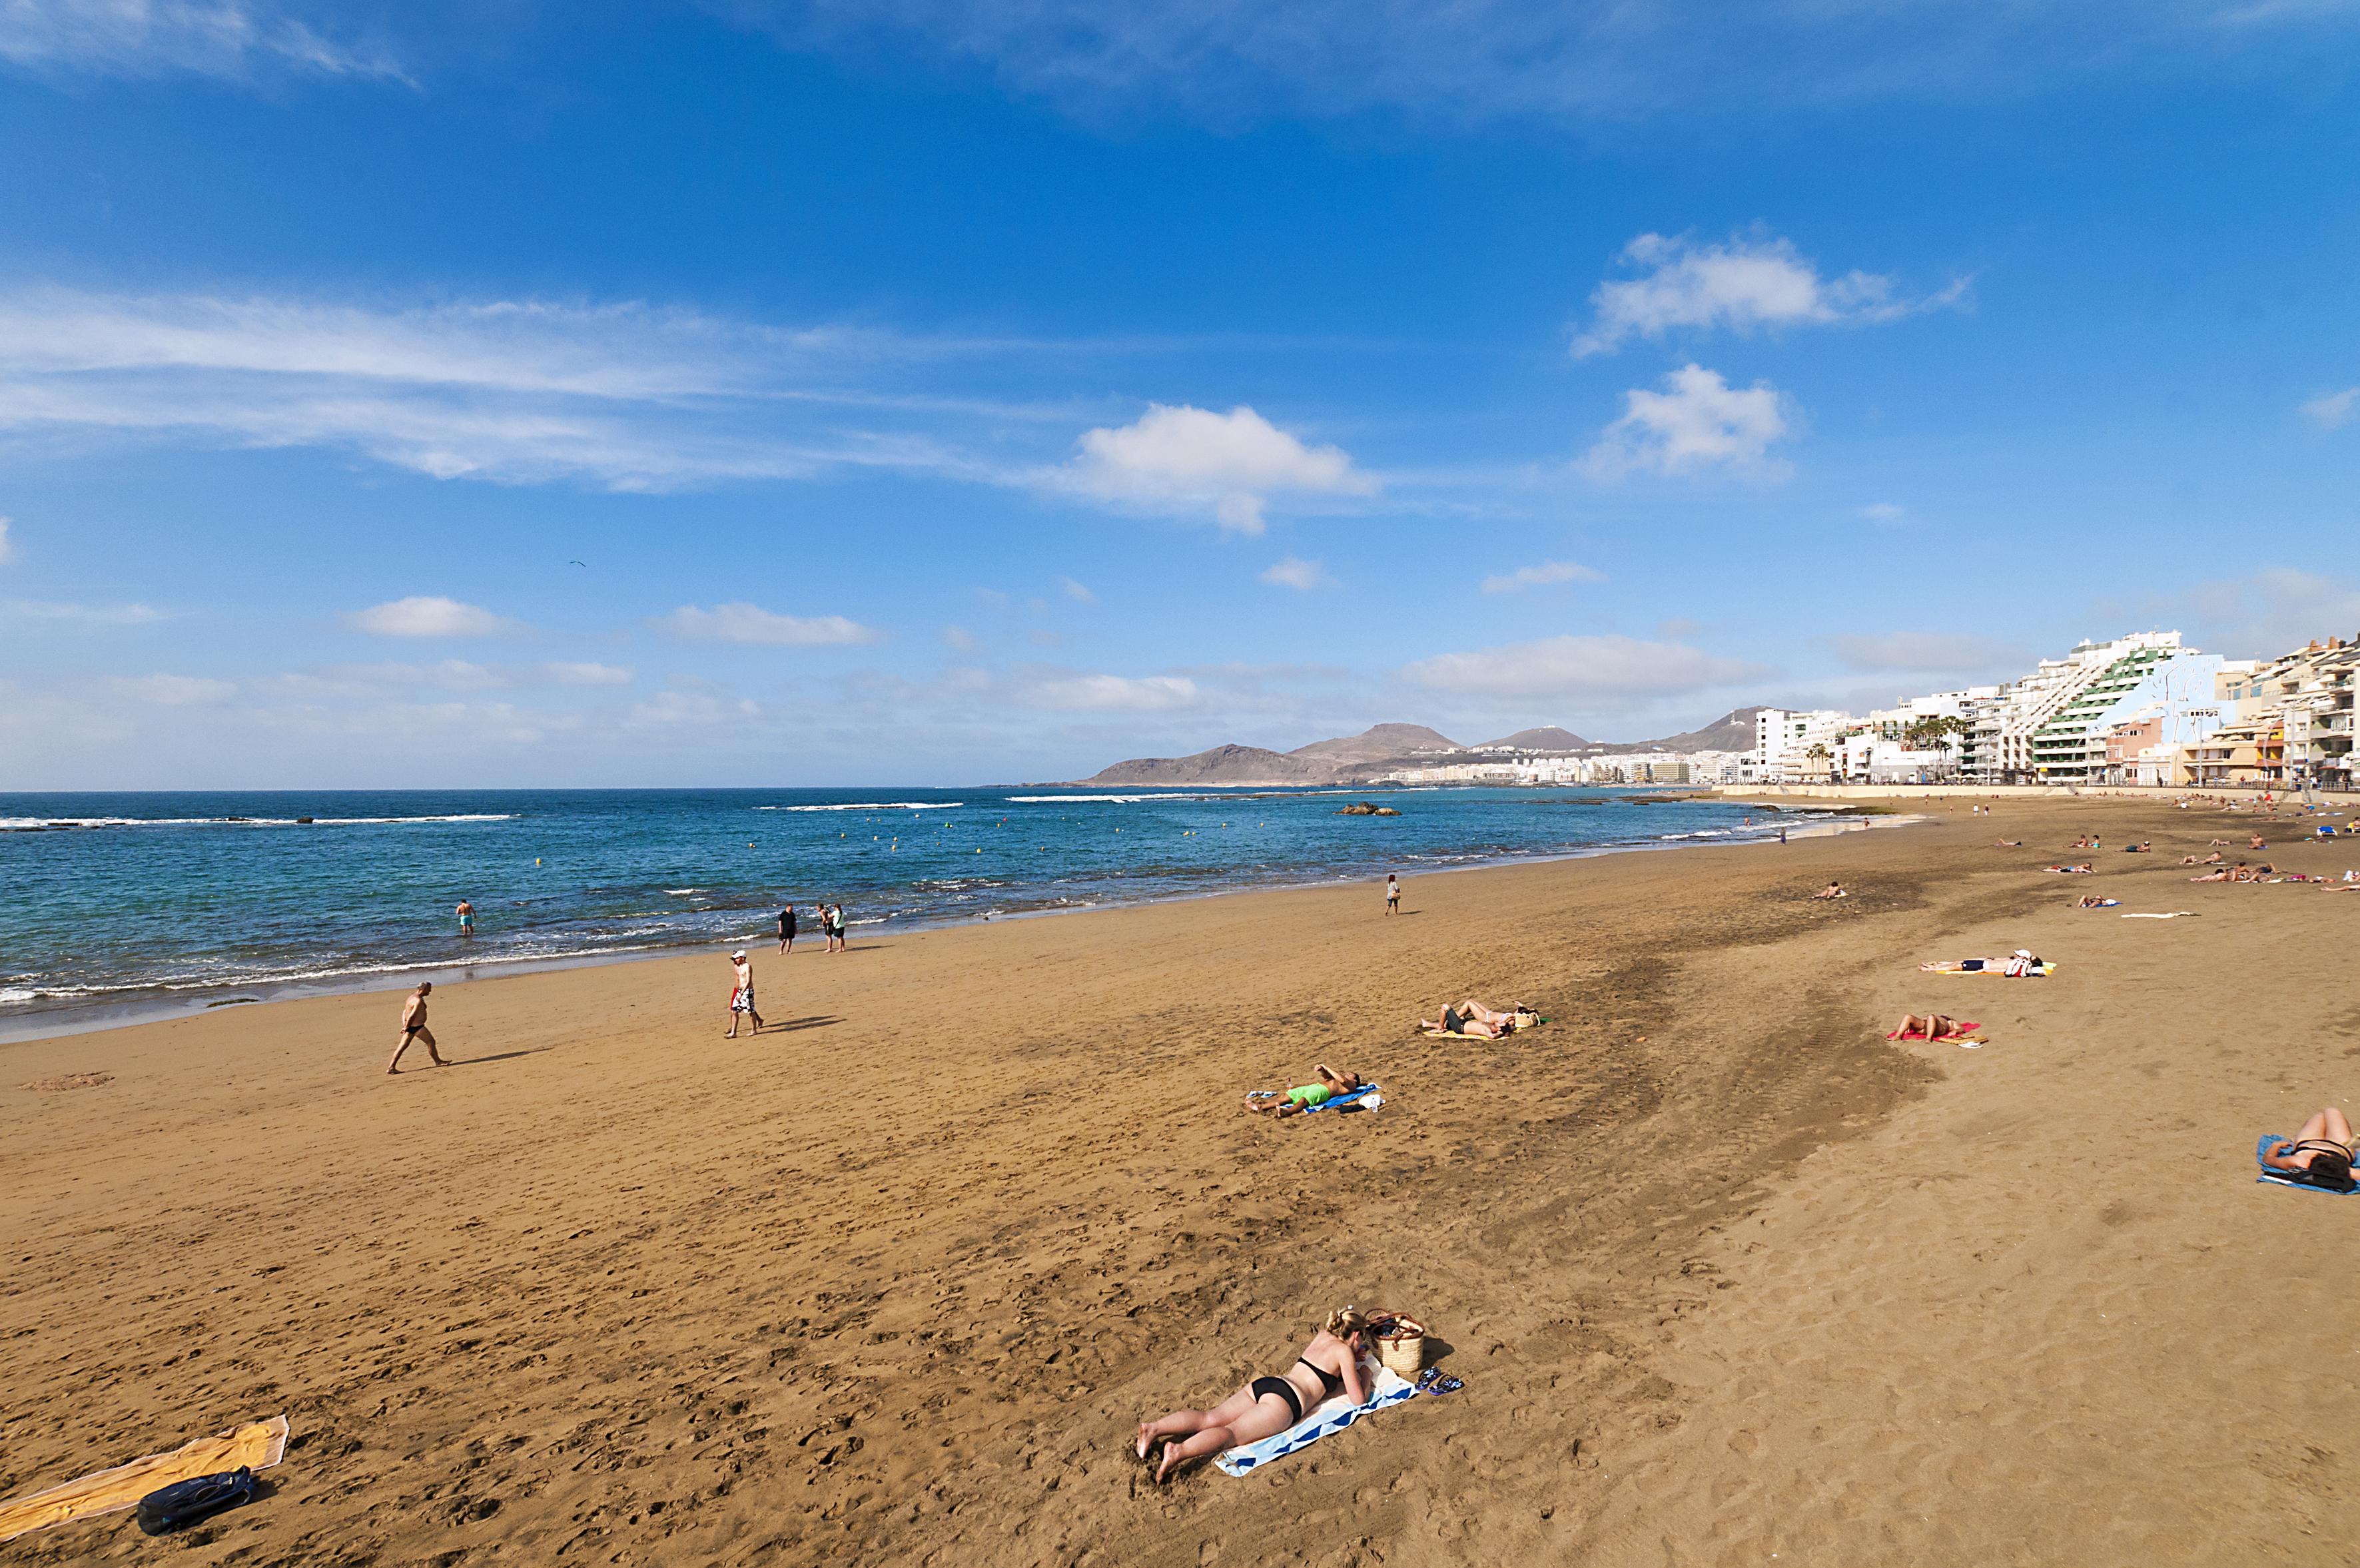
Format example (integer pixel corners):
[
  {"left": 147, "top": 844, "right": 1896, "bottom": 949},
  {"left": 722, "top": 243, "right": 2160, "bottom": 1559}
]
[{"left": 1804, "top": 741, "right": 1834, "bottom": 782}]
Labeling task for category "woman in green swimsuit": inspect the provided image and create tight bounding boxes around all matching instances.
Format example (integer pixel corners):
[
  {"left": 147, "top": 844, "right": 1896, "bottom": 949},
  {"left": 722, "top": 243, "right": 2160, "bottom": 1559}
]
[{"left": 1245, "top": 1063, "right": 1362, "bottom": 1117}]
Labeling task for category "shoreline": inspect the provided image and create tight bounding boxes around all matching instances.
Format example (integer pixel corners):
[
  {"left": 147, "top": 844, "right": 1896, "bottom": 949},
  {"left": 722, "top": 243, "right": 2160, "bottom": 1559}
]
[{"left": 0, "top": 802, "right": 1892, "bottom": 1048}]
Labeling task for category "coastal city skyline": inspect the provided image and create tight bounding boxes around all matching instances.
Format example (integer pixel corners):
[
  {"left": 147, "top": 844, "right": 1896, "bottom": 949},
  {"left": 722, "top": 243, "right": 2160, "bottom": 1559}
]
[{"left": 5, "top": 3, "right": 2359, "bottom": 788}]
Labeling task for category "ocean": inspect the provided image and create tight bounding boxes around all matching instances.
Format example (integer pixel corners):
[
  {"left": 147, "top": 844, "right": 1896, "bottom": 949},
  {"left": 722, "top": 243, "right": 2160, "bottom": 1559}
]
[{"left": 0, "top": 785, "right": 1824, "bottom": 1040}]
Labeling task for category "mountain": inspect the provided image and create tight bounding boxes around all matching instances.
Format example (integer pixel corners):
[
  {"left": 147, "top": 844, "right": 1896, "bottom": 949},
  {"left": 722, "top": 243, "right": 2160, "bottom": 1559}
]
[
  {"left": 1479, "top": 725, "right": 1591, "bottom": 751},
  {"left": 1287, "top": 723, "right": 1459, "bottom": 764},
  {"left": 1080, "top": 744, "right": 1329, "bottom": 787},
  {"left": 1601, "top": 707, "right": 1765, "bottom": 755},
  {"left": 1080, "top": 723, "right": 1456, "bottom": 787}
]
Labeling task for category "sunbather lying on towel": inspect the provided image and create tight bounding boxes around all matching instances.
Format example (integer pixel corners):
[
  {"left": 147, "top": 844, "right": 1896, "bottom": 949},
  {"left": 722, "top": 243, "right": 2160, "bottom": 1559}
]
[
  {"left": 1890, "top": 1012, "right": 1979, "bottom": 1041},
  {"left": 1813, "top": 881, "right": 1848, "bottom": 899},
  {"left": 1920, "top": 949, "right": 2045, "bottom": 975},
  {"left": 1419, "top": 998, "right": 1534, "bottom": 1038},
  {"left": 1246, "top": 1064, "right": 1364, "bottom": 1117},
  {"left": 2072, "top": 895, "right": 2120, "bottom": 909},
  {"left": 2191, "top": 861, "right": 2261, "bottom": 882},
  {"left": 1135, "top": 1307, "right": 1374, "bottom": 1483},
  {"left": 2181, "top": 851, "right": 2223, "bottom": 865},
  {"left": 2044, "top": 863, "right": 2095, "bottom": 874},
  {"left": 2262, "top": 1108, "right": 2355, "bottom": 1186}
]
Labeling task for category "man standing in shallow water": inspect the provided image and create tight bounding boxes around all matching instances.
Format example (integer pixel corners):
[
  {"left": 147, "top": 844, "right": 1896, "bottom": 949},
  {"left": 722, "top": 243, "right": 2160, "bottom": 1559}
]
[
  {"left": 387, "top": 982, "right": 449, "bottom": 1073},
  {"left": 456, "top": 899, "right": 474, "bottom": 939}
]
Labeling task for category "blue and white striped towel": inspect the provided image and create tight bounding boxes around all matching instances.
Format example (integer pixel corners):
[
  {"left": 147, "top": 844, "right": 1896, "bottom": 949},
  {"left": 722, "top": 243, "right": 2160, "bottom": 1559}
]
[{"left": 1214, "top": 1366, "right": 1419, "bottom": 1476}]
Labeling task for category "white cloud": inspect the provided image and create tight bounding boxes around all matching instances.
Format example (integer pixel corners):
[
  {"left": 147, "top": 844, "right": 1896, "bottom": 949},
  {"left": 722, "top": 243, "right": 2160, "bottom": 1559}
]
[
  {"left": 0, "top": 517, "right": 12, "bottom": 562},
  {"left": 2156, "top": 567, "right": 2360, "bottom": 657},
  {"left": 1057, "top": 575, "right": 1095, "bottom": 603},
  {"left": 1573, "top": 232, "right": 1962, "bottom": 356},
  {"left": 1828, "top": 631, "right": 2012, "bottom": 673},
  {"left": 0, "top": 0, "right": 409, "bottom": 83},
  {"left": 1481, "top": 560, "right": 1603, "bottom": 593},
  {"left": 941, "top": 623, "right": 981, "bottom": 651},
  {"left": 1024, "top": 673, "right": 1200, "bottom": 711},
  {"left": 2301, "top": 388, "right": 2359, "bottom": 428},
  {"left": 657, "top": 602, "right": 884, "bottom": 646},
  {"left": 1, "top": 597, "right": 165, "bottom": 625},
  {"left": 1404, "top": 633, "right": 1769, "bottom": 701},
  {"left": 108, "top": 673, "right": 234, "bottom": 705},
  {"left": 1583, "top": 364, "right": 1795, "bottom": 480},
  {"left": 541, "top": 661, "right": 635, "bottom": 686},
  {"left": 1063, "top": 403, "right": 1374, "bottom": 534},
  {"left": 1858, "top": 502, "right": 1906, "bottom": 524},
  {"left": 344, "top": 596, "right": 523, "bottom": 639},
  {"left": 1260, "top": 556, "right": 1331, "bottom": 590}
]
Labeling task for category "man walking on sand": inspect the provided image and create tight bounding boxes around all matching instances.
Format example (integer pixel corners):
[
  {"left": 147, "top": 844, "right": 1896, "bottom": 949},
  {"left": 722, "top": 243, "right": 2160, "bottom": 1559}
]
[
  {"left": 777, "top": 903, "right": 797, "bottom": 955},
  {"left": 456, "top": 899, "right": 474, "bottom": 939},
  {"left": 726, "top": 950, "right": 765, "bottom": 1036},
  {"left": 1385, "top": 873, "right": 1401, "bottom": 915},
  {"left": 388, "top": 982, "right": 449, "bottom": 1073}
]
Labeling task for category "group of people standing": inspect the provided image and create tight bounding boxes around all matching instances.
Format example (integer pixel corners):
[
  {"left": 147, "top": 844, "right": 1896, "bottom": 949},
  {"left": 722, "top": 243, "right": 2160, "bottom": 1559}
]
[{"left": 775, "top": 901, "right": 847, "bottom": 955}]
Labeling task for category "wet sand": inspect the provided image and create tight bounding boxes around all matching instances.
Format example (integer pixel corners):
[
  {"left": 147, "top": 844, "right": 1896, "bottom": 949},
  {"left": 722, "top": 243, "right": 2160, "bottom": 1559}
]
[{"left": 4, "top": 797, "right": 2357, "bottom": 1565}]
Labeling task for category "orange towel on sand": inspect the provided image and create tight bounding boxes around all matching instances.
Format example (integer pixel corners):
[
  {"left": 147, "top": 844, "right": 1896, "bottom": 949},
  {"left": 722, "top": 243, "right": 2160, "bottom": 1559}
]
[{"left": 0, "top": 1414, "right": 288, "bottom": 1543}]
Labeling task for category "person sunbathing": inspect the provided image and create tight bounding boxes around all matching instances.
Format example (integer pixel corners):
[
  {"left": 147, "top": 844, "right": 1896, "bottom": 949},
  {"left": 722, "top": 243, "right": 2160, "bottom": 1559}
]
[
  {"left": 2044, "top": 863, "right": 2095, "bottom": 874},
  {"left": 1995, "top": 838, "right": 2023, "bottom": 847},
  {"left": 2181, "top": 851, "right": 2223, "bottom": 865},
  {"left": 1892, "top": 1012, "right": 1978, "bottom": 1041},
  {"left": 2193, "top": 861, "right": 2257, "bottom": 882},
  {"left": 1134, "top": 1307, "right": 1374, "bottom": 1482},
  {"left": 2123, "top": 841, "right": 2152, "bottom": 853},
  {"left": 1420, "top": 998, "right": 1531, "bottom": 1037},
  {"left": 2262, "top": 1108, "right": 2355, "bottom": 1188},
  {"left": 2072, "top": 895, "right": 2118, "bottom": 908},
  {"left": 1920, "top": 950, "right": 2044, "bottom": 975},
  {"left": 1245, "top": 1064, "right": 1364, "bottom": 1117},
  {"left": 2249, "top": 834, "right": 2267, "bottom": 849},
  {"left": 1812, "top": 881, "right": 1848, "bottom": 899}
]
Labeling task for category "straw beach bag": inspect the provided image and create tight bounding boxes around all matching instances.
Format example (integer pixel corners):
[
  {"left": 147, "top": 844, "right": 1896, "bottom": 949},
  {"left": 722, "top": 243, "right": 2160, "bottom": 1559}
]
[{"left": 1371, "top": 1313, "right": 1427, "bottom": 1377}]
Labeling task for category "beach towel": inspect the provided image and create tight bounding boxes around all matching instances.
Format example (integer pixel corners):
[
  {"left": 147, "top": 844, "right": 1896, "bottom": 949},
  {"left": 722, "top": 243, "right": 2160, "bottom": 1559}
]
[
  {"left": 1302, "top": 1084, "right": 1382, "bottom": 1115},
  {"left": 0, "top": 1415, "right": 288, "bottom": 1543},
  {"left": 2073, "top": 899, "right": 2121, "bottom": 908},
  {"left": 2255, "top": 1134, "right": 2360, "bottom": 1196},
  {"left": 2122, "top": 912, "right": 2198, "bottom": 919},
  {"left": 1924, "top": 963, "right": 2056, "bottom": 977},
  {"left": 1214, "top": 1364, "right": 1419, "bottom": 1477}
]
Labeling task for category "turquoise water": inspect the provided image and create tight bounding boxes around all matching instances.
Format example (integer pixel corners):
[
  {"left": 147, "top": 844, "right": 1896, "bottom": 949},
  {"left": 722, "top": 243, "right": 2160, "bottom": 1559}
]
[{"left": 0, "top": 785, "right": 1808, "bottom": 1037}]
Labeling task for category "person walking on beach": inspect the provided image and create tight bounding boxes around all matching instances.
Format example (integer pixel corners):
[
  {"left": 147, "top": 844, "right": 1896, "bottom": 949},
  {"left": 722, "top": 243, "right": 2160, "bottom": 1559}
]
[
  {"left": 1384, "top": 874, "right": 1401, "bottom": 916},
  {"left": 725, "top": 950, "right": 764, "bottom": 1036},
  {"left": 777, "top": 903, "right": 797, "bottom": 955},
  {"left": 826, "top": 903, "right": 847, "bottom": 953},
  {"left": 387, "top": 982, "right": 449, "bottom": 1073},
  {"left": 456, "top": 899, "right": 474, "bottom": 939}
]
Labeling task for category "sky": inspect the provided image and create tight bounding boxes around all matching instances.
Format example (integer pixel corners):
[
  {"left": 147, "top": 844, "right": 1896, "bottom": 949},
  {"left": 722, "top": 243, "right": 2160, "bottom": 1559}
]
[{"left": 3, "top": 0, "right": 2358, "bottom": 789}]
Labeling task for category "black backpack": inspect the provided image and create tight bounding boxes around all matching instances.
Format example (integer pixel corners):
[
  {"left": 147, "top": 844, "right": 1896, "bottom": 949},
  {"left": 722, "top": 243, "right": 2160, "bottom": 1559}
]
[{"left": 136, "top": 1467, "right": 256, "bottom": 1535}]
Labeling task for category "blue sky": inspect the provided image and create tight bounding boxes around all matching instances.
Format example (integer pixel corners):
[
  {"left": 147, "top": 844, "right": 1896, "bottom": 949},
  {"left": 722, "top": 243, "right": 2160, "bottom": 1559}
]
[{"left": 3, "top": 0, "right": 2357, "bottom": 788}]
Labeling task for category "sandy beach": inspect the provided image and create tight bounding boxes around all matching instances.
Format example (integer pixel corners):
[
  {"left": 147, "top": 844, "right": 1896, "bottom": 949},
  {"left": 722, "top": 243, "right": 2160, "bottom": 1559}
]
[{"left": 5, "top": 796, "right": 2357, "bottom": 1566}]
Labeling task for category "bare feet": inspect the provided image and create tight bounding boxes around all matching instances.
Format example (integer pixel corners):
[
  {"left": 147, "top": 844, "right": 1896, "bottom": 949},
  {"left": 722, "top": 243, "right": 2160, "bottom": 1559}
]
[
  {"left": 1156, "top": 1444, "right": 1185, "bottom": 1483},
  {"left": 1136, "top": 1422, "right": 1156, "bottom": 1460}
]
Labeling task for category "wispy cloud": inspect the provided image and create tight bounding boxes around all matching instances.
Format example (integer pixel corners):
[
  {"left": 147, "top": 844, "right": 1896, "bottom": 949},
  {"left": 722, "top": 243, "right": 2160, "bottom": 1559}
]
[
  {"left": 343, "top": 596, "right": 524, "bottom": 639},
  {"left": 2301, "top": 387, "right": 2359, "bottom": 428},
  {"left": 1404, "top": 633, "right": 1769, "bottom": 703},
  {"left": 657, "top": 602, "right": 885, "bottom": 646},
  {"left": 1583, "top": 364, "right": 1796, "bottom": 481},
  {"left": 707, "top": 1, "right": 2359, "bottom": 124},
  {"left": 1828, "top": 631, "right": 2014, "bottom": 673},
  {"left": 1, "top": 597, "right": 167, "bottom": 625},
  {"left": 1060, "top": 402, "right": 1374, "bottom": 534},
  {"left": 1481, "top": 560, "right": 1603, "bottom": 593},
  {"left": 1259, "top": 556, "right": 1331, "bottom": 590},
  {"left": 1057, "top": 574, "right": 1095, "bottom": 603},
  {"left": 1573, "top": 232, "right": 1964, "bottom": 357},
  {"left": 0, "top": 516, "right": 13, "bottom": 562},
  {"left": 1857, "top": 501, "right": 1906, "bottom": 524},
  {"left": 1020, "top": 672, "right": 1200, "bottom": 711},
  {"left": 107, "top": 671, "right": 235, "bottom": 704},
  {"left": 0, "top": 0, "right": 410, "bottom": 83}
]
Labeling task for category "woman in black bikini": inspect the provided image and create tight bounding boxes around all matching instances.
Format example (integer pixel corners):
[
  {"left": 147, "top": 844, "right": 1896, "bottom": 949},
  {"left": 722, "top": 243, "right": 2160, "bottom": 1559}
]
[
  {"left": 2264, "top": 1108, "right": 2356, "bottom": 1188},
  {"left": 1134, "top": 1307, "right": 1373, "bottom": 1483}
]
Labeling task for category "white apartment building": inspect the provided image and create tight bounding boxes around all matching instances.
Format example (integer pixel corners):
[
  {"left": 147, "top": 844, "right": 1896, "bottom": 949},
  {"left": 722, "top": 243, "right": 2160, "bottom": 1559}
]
[
  {"left": 1971, "top": 631, "right": 2185, "bottom": 783},
  {"left": 1753, "top": 708, "right": 1852, "bottom": 783}
]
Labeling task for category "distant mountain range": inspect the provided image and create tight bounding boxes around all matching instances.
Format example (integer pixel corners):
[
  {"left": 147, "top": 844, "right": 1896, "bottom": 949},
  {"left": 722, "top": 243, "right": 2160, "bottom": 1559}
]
[{"left": 1079, "top": 709, "right": 1767, "bottom": 786}]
